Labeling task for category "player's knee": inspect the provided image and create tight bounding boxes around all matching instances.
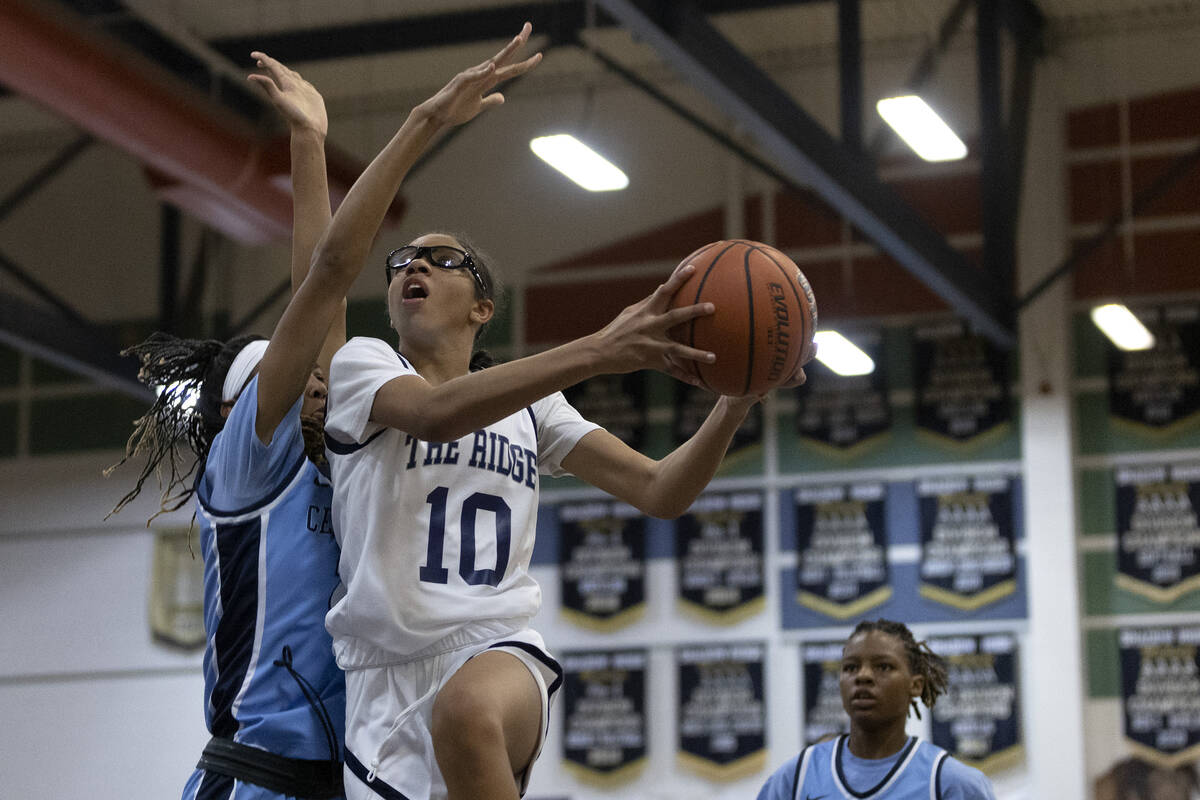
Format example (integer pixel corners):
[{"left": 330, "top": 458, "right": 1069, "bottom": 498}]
[{"left": 431, "top": 683, "right": 505, "bottom": 757}]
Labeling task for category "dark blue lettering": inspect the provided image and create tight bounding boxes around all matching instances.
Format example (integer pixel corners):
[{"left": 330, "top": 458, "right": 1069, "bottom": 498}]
[
  {"left": 404, "top": 434, "right": 420, "bottom": 469},
  {"left": 486, "top": 432, "right": 499, "bottom": 471},
  {"left": 468, "top": 431, "right": 488, "bottom": 467},
  {"left": 444, "top": 439, "right": 460, "bottom": 464},
  {"left": 510, "top": 443, "right": 525, "bottom": 484},
  {"left": 423, "top": 441, "right": 445, "bottom": 465},
  {"left": 494, "top": 434, "right": 512, "bottom": 476},
  {"left": 524, "top": 449, "right": 537, "bottom": 488}
]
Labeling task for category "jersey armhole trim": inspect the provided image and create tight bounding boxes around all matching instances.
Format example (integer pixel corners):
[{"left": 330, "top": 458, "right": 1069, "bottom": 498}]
[
  {"left": 325, "top": 426, "right": 387, "bottom": 455},
  {"left": 792, "top": 745, "right": 811, "bottom": 799},
  {"left": 933, "top": 751, "right": 949, "bottom": 800},
  {"left": 197, "top": 450, "right": 307, "bottom": 519}
]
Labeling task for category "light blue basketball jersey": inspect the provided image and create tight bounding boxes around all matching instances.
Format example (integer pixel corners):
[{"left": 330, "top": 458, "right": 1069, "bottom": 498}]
[
  {"left": 194, "top": 376, "right": 345, "bottom": 761},
  {"left": 757, "top": 735, "right": 997, "bottom": 800}
]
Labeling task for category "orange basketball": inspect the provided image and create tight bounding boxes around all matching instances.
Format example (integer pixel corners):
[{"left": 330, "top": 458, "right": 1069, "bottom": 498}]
[{"left": 668, "top": 239, "right": 817, "bottom": 396}]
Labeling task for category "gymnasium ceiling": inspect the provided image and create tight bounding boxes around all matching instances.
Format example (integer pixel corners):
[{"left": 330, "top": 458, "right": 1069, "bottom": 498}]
[{"left": 1, "top": 0, "right": 1199, "bottom": 395}]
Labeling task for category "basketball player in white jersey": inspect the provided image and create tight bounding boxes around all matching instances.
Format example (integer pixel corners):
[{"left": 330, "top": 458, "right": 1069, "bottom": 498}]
[{"left": 317, "top": 22, "right": 813, "bottom": 800}]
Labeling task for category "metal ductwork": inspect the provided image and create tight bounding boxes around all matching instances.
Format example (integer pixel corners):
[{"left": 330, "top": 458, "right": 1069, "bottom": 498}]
[{"left": 0, "top": 0, "right": 403, "bottom": 244}]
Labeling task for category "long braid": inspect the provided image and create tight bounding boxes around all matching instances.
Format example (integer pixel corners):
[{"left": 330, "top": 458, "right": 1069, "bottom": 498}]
[
  {"left": 106, "top": 332, "right": 261, "bottom": 521},
  {"left": 851, "top": 619, "right": 949, "bottom": 720}
]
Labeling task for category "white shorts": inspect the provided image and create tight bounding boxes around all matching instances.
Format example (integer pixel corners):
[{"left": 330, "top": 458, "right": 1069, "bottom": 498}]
[{"left": 341, "top": 623, "right": 562, "bottom": 800}]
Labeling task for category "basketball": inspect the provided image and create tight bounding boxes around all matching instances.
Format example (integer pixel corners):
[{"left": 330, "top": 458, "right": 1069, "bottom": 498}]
[{"left": 668, "top": 239, "right": 817, "bottom": 396}]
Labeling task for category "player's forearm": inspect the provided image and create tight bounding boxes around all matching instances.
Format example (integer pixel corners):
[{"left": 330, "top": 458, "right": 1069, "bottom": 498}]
[
  {"left": 640, "top": 396, "right": 754, "bottom": 517},
  {"left": 289, "top": 126, "right": 331, "bottom": 294},
  {"left": 377, "top": 334, "right": 607, "bottom": 442},
  {"left": 313, "top": 110, "right": 442, "bottom": 278}
]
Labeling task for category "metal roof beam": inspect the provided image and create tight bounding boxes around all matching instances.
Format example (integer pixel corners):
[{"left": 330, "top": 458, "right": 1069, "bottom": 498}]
[{"left": 594, "top": 0, "right": 1015, "bottom": 346}]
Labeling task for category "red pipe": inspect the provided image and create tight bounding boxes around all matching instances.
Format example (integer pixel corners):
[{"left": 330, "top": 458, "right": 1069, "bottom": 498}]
[{"left": 0, "top": 0, "right": 403, "bottom": 242}]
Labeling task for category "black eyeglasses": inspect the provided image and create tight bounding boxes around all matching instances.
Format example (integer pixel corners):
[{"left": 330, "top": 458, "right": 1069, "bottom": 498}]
[{"left": 385, "top": 245, "right": 490, "bottom": 299}]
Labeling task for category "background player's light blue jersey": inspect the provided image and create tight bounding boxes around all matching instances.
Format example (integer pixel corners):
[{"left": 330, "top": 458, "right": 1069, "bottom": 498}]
[
  {"left": 757, "top": 735, "right": 997, "bottom": 800},
  {"left": 194, "top": 376, "right": 345, "bottom": 760}
]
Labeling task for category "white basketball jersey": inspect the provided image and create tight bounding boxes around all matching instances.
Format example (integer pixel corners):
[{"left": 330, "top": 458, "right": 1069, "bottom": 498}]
[{"left": 324, "top": 337, "right": 599, "bottom": 668}]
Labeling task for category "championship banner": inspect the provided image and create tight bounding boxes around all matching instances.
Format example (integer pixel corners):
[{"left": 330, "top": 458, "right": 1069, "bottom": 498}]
[
  {"left": 1115, "top": 463, "right": 1200, "bottom": 603},
  {"left": 802, "top": 641, "right": 850, "bottom": 745},
  {"left": 913, "top": 321, "right": 1011, "bottom": 444},
  {"left": 794, "top": 329, "right": 891, "bottom": 451},
  {"left": 917, "top": 475, "right": 1017, "bottom": 611},
  {"left": 1107, "top": 305, "right": 1200, "bottom": 432},
  {"left": 561, "top": 650, "right": 648, "bottom": 785},
  {"left": 677, "top": 642, "right": 767, "bottom": 780},
  {"left": 149, "top": 526, "right": 205, "bottom": 650},
  {"left": 795, "top": 483, "right": 891, "bottom": 619},
  {"left": 676, "top": 491, "right": 765, "bottom": 623},
  {"left": 928, "top": 633, "right": 1023, "bottom": 774},
  {"left": 559, "top": 500, "right": 646, "bottom": 630},
  {"left": 564, "top": 373, "right": 648, "bottom": 450},
  {"left": 673, "top": 382, "right": 762, "bottom": 457},
  {"left": 1118, "top": 625, "right": 1200, "bottom": 768}
]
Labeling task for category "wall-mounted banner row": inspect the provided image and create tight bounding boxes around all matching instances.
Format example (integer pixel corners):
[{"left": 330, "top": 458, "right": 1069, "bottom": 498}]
[
  {"left": 1118, "top": 625, "right": 1200, "bottom": 768},
  {"left": 788, "top": 477, "right": 1023, "bottom": 627},
  {"left": 1115, "top": 463, "right": 1200, "bottom": 604},
  {"left": 560, "top": 643, "right": 767, "bottom": 786}
]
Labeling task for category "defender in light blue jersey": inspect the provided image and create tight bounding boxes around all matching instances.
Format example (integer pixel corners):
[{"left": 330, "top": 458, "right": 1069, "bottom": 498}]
[
  {"left": 758, "top": 620, "right": 996, "bottom": 800},
  {"left": 110, "top": 52, "right": 367, "bottom": 800}
]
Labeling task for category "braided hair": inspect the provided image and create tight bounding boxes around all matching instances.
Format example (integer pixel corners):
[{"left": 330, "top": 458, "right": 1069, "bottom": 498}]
[
  {"left": 850, "top": 618, "right": 949, "bottom": 720},
  {"left": 106, "top": 332, "right": 265, "bottom": 520}
]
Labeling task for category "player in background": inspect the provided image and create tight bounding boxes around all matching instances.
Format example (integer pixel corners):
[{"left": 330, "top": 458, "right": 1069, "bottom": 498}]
[
  {"left": 109, "top": 54, "right": 350, "bottom": 800},
  {"left": 757, "top": 619, "right": 997, "bottom": 800},
  {"left": 317, "top": 22, "right": 812, "bottom": 800}
]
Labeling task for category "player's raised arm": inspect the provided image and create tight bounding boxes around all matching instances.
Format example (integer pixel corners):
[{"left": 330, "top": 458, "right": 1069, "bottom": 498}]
[
  {"left": 248, "top": 51, "right": 342, "bottom": 373},
  {"left": 247, "top": 54, "right": 353, "bottom": 445}
]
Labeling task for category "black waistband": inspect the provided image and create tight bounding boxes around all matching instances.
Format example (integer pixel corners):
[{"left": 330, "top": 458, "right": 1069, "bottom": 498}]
[{"left": 197, "top": 737, "right": 343, "bottom": 799}]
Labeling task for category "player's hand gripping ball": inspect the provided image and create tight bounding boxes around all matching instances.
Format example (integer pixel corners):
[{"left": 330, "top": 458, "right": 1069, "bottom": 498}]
[{"left": 668, "top": 239, "right": 817, "bottom": 396}]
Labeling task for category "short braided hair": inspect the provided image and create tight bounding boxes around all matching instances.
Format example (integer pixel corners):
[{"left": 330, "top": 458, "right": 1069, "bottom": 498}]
[{"left": 850, "top": 619, "right": 948, "bottom": 720}]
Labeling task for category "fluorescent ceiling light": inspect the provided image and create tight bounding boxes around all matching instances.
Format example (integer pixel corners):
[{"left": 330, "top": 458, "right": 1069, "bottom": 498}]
[
  {"left": 876, "top": 95, "right": 968, "bottom": 162},
  {"left": 530, "top": 134, "right": 628, "bottom": 192},
  {"left": 1091, "top": 303, "right": 1156, "bottom": 351},
  {"left": 813, "top": 330, "right": 875, "bottom": 376}
]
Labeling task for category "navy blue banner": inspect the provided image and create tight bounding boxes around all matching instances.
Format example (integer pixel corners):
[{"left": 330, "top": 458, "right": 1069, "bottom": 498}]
[
  {"left": 1115, "top": 463, "right": 1200, "bottom": 604},
  {"left": 559, "top": 501, "right": 646, "bottom": 630},
  {"left": 794, "top": 329, "right": 891, "bottom": 450},
  {"left": 928, "top": 633, "right": 1023, "bottom": 773},
  {"left": 802, "top": 641, "right": 850, "bottom": 745},
  {"left": 565, "top": 373, "right": 648, "bottom": 450},
  {"left": 1119, "top": 625, "right": 1200, "bottom": 768},
  {"left": 913, "top": 320, "right": 1011, "bottom": 444},
  {"left": 561, "top": 650, "right": 647, "bottom": 784},
  {"left": 676, "top": 642, "right": 767, "bottom": 780},
  {"left": 917, "top": 475, "right": 1017, "bottom": 611},
  {"left": 1107, "top": 305, "right": 1200, "bottom": 431},
  {"left": 676, "top": 492, "right": 765, "bottom": 622},
  {"left": 795, "top": 483, "right": 891, "bottom": 619},
  {"left": 673, "top": 382, "right": 762, "bottom": 456}
]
